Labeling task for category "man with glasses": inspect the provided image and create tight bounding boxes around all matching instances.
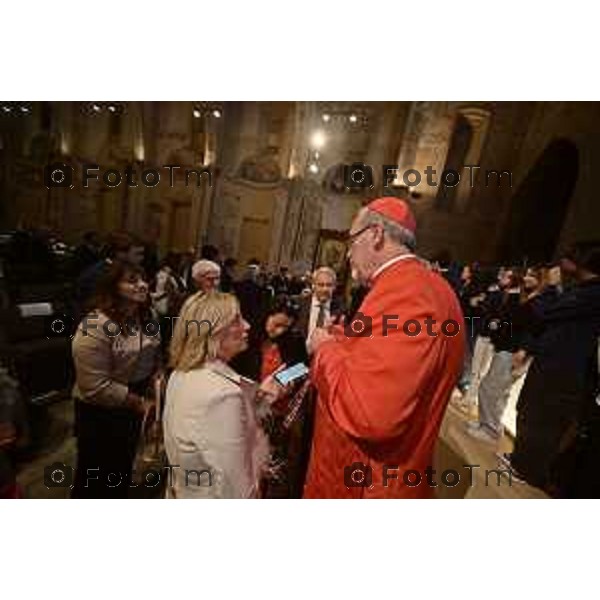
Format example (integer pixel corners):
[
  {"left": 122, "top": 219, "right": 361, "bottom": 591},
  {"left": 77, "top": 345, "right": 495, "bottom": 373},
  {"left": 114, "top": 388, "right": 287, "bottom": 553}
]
[{"left": 303, "top": 197, "right": 465, "bottom": 498}]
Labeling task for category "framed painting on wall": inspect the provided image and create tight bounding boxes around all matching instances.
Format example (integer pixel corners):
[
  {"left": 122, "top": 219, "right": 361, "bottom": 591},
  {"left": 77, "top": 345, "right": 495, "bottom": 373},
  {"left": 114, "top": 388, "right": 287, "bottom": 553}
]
[{"left": 313, "top": 229, "right": 350, "bottom": 291}]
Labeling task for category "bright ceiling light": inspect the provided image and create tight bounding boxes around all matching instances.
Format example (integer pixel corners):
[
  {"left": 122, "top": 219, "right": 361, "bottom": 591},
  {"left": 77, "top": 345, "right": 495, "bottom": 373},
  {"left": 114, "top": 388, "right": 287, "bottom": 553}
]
[{"left": 311, "top": 130, "right": 326, "bottom": 149}]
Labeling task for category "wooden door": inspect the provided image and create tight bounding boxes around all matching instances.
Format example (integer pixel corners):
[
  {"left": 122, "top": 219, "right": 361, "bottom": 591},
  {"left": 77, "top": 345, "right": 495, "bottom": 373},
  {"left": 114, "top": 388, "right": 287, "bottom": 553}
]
[{"left": 237, "top": 216, "right": 270, "bottom": 265}]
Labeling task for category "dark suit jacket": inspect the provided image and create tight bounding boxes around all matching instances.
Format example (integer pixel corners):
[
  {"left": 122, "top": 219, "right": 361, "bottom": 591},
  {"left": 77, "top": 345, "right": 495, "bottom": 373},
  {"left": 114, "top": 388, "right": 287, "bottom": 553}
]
[{"left": 295, "top": 294, "right": 345, "bottom": 340}]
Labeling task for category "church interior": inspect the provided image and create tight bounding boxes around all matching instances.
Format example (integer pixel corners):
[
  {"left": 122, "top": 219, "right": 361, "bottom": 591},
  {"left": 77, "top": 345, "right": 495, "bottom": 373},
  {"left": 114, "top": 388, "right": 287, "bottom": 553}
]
[
  {"left": 1, "top": 100, "right": 599, "bottom": 499},
  {"left": 2, "top": 101, "right": 599, "bottom": 268}
]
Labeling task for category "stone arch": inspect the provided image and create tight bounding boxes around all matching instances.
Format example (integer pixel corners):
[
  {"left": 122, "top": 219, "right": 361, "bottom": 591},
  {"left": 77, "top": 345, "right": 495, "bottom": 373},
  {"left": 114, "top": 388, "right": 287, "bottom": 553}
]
[
  {"left": 436, "top": 107, "right": 491, "bottom": 212},
  {"left": 499, "top": 137, "right": 579, "bottom": 263}
]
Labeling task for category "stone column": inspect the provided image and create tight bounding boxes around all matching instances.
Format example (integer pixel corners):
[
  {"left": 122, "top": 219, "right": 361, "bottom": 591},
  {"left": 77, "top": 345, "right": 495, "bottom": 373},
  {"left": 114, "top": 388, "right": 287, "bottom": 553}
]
[
  {"left": 395, "top": 101, "right": 429, "bottom": 174},
  {"left": 287, "top": 102, "right": 319, "bottom": 179},
  {"left": 453, "top": 107, "right": 492, "bottom": 213},
  {"left": 122, "top": 101, "right": 146, "bottom": 234}
]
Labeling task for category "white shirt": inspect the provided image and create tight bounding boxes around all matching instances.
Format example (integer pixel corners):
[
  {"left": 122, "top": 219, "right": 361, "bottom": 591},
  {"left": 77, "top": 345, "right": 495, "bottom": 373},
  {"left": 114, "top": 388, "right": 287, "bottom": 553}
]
[{"left": 307, "top": 296, "right": 332, "bottom": 341}]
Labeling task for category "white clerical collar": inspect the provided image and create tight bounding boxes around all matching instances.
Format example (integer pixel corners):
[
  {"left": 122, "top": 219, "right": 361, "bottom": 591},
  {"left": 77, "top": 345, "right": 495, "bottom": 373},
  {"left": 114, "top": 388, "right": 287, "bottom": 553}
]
[{"left": 371, "top": 253, "right": 416, "bottom": 282}]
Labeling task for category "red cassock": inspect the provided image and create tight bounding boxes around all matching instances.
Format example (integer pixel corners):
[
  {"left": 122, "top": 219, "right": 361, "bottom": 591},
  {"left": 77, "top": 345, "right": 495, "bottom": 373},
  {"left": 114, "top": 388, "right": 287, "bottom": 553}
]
[{"left": 303, "top": 257, "right": 465, "bottom": 499}]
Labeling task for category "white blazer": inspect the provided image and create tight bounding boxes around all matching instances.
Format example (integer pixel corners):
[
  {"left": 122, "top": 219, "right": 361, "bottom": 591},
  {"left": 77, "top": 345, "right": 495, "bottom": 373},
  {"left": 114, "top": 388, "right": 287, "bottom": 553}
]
[{"left": 163, "top": 360, "right": 270, "bottom": 499}]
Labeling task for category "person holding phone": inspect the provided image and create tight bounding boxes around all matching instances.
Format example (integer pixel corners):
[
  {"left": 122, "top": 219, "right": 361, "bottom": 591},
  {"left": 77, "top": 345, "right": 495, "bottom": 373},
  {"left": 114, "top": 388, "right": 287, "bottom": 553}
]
[
  {"left": 232, "top": 298, "right": 309, "bottom": 497},
  {"left": 164, "top": 292, "right": 288, "bottom": 499},
  {"left": 232, "top": 298, "right": 307, "bottom": 383}
]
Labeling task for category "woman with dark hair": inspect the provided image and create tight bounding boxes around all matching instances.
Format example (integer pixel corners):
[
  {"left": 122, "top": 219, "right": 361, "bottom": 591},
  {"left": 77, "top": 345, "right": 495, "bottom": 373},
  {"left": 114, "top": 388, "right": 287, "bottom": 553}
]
[
  {"left": 232, "top": 297, "right": 307, "bottom": 383},
  {"left": 232, "top": 296, "right": 309, "bottom": 497},
  {"left": 71, "top": 260, "right": 162, "bottom": 498}
]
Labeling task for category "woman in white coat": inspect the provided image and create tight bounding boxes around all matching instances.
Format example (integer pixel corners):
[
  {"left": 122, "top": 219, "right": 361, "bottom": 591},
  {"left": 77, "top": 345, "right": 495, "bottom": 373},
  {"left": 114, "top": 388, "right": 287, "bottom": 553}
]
[{"left": 163, "top": 292, "right": 284, "bottom": 498}]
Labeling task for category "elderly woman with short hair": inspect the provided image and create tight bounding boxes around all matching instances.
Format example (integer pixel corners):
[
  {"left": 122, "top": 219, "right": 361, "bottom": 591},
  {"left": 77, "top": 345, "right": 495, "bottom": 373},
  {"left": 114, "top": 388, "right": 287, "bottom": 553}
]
[
  {"left": 191, "top": 259, "right": 221, "bottom": 294},
  {"left": 164, "top": 292, "right": 285, "bottom": 498}
]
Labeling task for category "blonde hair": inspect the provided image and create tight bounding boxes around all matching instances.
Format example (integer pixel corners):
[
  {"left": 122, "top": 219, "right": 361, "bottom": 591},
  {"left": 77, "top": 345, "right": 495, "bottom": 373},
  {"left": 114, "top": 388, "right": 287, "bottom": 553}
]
[{"left": 168, "top": 292, "right": 239, "bottom": 372}]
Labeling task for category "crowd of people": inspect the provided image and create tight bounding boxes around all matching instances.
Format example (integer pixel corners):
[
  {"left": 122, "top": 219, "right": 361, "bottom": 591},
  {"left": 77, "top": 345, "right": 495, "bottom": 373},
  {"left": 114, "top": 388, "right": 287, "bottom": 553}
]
[
  {"left": 453, "top": 247, "right": 600, "bottom": 497},
  {"left": 67, "top": 233, "right": 356, "bottom": 498},
  {"left": 1, "top": 197, "right": 599, "bottom": 499}
]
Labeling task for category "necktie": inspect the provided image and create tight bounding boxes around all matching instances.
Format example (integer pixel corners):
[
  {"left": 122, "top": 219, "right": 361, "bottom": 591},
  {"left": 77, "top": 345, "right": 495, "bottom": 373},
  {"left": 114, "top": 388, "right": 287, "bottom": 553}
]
[{"left": 316, "top": 303, "right": 326, "bottom": 328}]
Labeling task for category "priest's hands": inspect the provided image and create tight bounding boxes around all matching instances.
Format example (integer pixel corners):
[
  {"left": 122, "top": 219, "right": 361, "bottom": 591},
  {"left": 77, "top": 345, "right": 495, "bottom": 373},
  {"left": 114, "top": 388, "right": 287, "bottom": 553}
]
[
  {"left": 308, "top": 314, "right": 346, "bottom": 354},
  {"left": 308, "top": 324, "right": 337, "bottom": 354}
]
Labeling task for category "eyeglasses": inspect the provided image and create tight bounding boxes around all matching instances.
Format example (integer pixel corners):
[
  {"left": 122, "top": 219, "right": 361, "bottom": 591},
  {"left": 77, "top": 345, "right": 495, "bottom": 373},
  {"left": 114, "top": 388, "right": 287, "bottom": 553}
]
[{"left": 346, "top": 224, "right": 373, "bottom": 246}]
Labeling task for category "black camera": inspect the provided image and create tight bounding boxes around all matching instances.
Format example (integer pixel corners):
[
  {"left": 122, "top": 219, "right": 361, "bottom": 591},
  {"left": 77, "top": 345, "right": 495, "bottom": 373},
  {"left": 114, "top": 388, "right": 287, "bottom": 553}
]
[
  {"left": 44, "top": 163, "right": 74, "bottom": 189},
  {"left": 344, "top": 462, "right": 373, "bottom": 488},
  {"left": 344, "top": 311, "right": 372, "bottom": 338},
  {"left": 44, "top": 314, "right": 75, "bottom": 339},
  {"left": 343, "top": 163, "right": 373, "bottom": 189},
  {"left": 44, "top": 462, "right": 74, "bottom": 488}
]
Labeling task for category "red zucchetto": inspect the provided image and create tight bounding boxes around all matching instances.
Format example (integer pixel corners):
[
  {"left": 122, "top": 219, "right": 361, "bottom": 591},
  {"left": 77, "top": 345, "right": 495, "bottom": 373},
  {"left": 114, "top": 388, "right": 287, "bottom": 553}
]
[{"left": 366, "top": 197, "right": 416, "bottom": 235}]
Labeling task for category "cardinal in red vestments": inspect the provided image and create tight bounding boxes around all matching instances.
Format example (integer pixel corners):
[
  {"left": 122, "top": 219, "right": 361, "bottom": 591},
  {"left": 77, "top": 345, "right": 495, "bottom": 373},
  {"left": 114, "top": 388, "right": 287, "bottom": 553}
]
[{"left": 303, "top": 197, "right": 465, "bottom": 498}]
